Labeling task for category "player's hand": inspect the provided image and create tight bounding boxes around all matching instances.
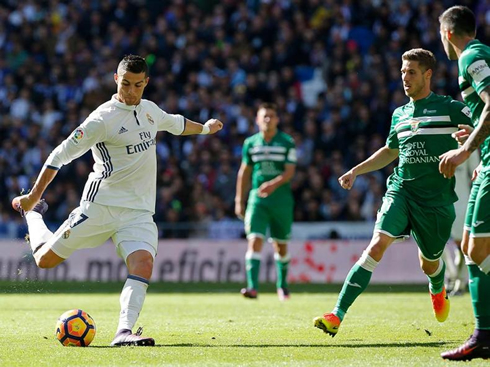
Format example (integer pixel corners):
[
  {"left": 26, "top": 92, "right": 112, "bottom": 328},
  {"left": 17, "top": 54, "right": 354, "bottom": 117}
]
[
  {"left": 451, "top": 124, "right": 474, "bottom": 145},
  {"left": 472, "top": 162, "right": 482, "bottom": 181},
  {"left": 258, "top": 182, "right": 276, "bottom": 198},
  {"left": 439, "top": 148, "right": 471, "bottom": 179},
  {"left": 205, "top": 119, "right": 223, "bottom": 134},
  {"left": 338, "top": 170, "right": 356, "bottom": 190},
  {"left": 235, "top": 201, "right": 245, "bottom": 220}
]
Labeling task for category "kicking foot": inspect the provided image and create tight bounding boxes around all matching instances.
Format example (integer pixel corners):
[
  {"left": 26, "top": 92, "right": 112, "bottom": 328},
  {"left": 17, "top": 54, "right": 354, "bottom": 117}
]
[
  {"left": 277, "top": 287, "right": 290, "bottom": 301},
  {"left": 110, "top": 327, "right": 155, "bottom": 347},
  {"left": 430, "top": 287, "right": 450, "bottom": 322},
  {"left": 12, "top": 197, "right": 48, "bottom": 218},
  {"left": 441, "top": 335, "right": 490, "bottom": 361},
  {"left": 240, "top": 288, "right": 258, "bottom": 299},
  {"left": 313, "top": 313, "right": 341, "bottom": 337}
]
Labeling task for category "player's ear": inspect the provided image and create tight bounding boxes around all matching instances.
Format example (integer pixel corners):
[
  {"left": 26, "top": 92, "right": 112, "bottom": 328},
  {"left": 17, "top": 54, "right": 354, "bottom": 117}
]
[
  {"left": 114, "top": 73, "right": 118, "bottom": 84},
  {"left": 425, "top": 68, "right": 433, "bottom": 80}
]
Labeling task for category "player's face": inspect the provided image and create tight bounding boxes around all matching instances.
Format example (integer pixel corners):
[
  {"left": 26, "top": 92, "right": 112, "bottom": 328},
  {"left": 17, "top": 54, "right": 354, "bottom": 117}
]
[
  {"left": 256, "top": 108, "right": 279, "bottom": 133},
  {"left": 114, "top": 70, "right": 149, "bottom": 106},
  {"left": 401, "top": 60, "right": 431, "bottom": 100},
  {"left": 439, "top": 25, "right": 458, "bottom": 60}
]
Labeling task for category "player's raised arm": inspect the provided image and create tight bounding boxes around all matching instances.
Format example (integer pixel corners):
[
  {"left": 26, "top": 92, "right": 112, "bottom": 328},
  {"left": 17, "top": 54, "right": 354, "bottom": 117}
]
[
  {"left": 180, "top": 118, "right": 223, "bottom": 135},
  {"left": 339, "top": 146, "right": 398, "bottom": 190}
]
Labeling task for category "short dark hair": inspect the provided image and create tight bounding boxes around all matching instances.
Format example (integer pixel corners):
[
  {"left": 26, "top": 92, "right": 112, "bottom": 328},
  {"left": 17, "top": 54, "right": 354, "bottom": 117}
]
[
  {"left": 258, "top": 102, "right": 277, "bottom": 112},
  {"left": 402, "top": 48, "right": 436, "bottom": 73},
  {"left": 117, "top": 55, "right": 149, "bottom": 76},
  {"left": 439, "top": 6, "right": 476, "bottom": 37}
]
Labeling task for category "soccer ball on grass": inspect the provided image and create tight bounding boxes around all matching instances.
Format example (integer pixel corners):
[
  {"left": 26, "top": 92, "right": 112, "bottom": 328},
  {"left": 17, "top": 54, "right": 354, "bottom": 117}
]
[{"left": 55, "top": 309, "right": 96, "bottom": 347}]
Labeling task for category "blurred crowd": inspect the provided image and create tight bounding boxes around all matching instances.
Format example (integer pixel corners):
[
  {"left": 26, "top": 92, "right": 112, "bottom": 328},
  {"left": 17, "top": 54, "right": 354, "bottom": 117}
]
[{"left": 1, "top": 0, "right": 489, "bottom": 238}]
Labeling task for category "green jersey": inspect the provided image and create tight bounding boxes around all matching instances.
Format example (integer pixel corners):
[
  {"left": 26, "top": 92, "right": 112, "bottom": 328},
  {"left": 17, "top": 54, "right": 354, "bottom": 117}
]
[
  {"left": 242, "top": 130, "right": 296, "bottom": 205},
  {"left": 386, "top": 92, "right": 472, "bottom": 206},
  {"left": 458, "top": 39, "right": 490, "bottom": 169}
]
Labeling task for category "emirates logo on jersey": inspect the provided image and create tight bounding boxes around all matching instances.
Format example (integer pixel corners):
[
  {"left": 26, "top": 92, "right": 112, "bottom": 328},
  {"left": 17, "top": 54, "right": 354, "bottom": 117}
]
[
  {"left": 410, "top": 119, "right": 421, "bottom": 133},
  {"left": 146, "top": 113, "right": 154, "bottom": 125}
]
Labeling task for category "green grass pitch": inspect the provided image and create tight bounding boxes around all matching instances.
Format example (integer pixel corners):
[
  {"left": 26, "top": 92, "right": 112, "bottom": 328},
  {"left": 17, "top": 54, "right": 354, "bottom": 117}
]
[{"left": 0, "top": 282, "right": 486, "bottom": 366}]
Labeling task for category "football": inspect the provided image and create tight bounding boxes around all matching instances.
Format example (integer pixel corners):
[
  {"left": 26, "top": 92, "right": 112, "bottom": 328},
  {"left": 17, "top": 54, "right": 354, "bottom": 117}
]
[{"left": 55, "top": 309, "right": 96, "bottom": 347}]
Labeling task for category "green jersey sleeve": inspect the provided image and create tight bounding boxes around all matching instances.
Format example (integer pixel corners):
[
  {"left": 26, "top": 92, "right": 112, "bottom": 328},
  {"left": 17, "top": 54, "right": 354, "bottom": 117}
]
[
  {"left": 285, "top": 140, "right": 297, "bottom": 165},
  {"left": 242, "top": 138, "right": 252, "bottom": 165},
  {"left": 386, "top": 112, "right": 400, "bottom": 149},
  {"left": 460, "top": 51, "right": 490, "bottom": 95},
  {"left": 449, "top": 100, "right": 474, "bottom": 127}
]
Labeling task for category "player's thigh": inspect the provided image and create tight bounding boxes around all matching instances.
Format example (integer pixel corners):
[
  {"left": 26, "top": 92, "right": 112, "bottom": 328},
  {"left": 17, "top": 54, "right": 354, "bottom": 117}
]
[
  {"left": 373, "top": 191, "right": 410, "bottom": 240},
  {"left": 112, "top": 210, "right": 158, "bottom": 262},
  {"left": 409, "top": 202, "right": 455, "bottom": 261},
  {"left": 47, "top": 202, "right": 114, "bottom": 259},
  {"left": 269, "top": 203, "right": 293, "bottom": 243},
  {"left": 244, "top": 203, "right": 269, "bottom": 240},
  {"left": 470, "top": 173, "right": 490, "bottom": 238}
]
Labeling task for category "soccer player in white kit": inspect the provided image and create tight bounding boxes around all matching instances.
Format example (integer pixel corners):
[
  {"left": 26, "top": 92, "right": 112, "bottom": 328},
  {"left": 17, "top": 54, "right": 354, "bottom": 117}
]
[{"left": 12, "top": 55, "right": 223, "bottom": 346}]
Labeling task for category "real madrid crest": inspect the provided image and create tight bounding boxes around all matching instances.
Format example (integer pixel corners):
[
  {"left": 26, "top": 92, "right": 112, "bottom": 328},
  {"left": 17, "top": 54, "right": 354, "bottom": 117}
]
[{"left": 146, "top": 113, "right": 154, "bottom": 125}]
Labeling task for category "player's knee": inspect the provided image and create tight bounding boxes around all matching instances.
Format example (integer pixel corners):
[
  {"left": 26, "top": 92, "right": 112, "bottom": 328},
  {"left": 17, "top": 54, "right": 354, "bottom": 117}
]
[
  {"left": 128, "top": 255, "right": 154, "bottom": 279},
  {"left": 420, "top": 259, "right": 439, "bottom": 275},
  {"left": 468, "top": 244, "right": 486, "bottom": 264}
]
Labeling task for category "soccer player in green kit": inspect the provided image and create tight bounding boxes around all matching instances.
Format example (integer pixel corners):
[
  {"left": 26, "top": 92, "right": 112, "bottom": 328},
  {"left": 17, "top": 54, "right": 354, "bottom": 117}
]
[
  {"left": 438, "top": 6, "right": 490, "bottom": 361},
  {"left": 235, "top": 103, "right": 296, "bottom": 301},
  {"left": 313, "top": 49, "right": 472, "bottom": 337}
]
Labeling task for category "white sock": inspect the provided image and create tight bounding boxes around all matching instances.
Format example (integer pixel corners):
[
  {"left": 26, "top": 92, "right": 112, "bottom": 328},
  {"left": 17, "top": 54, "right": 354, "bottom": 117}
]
[
  {"left": 25, "top": 212, "right": 53, "bottom": 252},
  {"left": 479, "top": 255, "right": 490, "bottom": 275},
  {"left": 117, "top": 276, "right": 149, "bottom": 332}
]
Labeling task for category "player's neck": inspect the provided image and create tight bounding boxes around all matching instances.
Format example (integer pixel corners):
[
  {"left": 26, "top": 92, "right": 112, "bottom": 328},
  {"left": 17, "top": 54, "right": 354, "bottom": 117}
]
[
  {"left": 454, "top": 37, "right": 475, "bottom": 59},
  {"left": 261, "top": 129, "right": 277, "bottom": 142},
  {"left": 410, "top": 89, "right": 432, "bottom": 102}
]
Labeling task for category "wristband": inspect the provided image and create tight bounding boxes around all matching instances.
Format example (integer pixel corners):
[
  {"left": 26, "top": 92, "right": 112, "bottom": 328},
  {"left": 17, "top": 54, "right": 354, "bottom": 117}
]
[{"left": 200, "top": 124, "right": 210, "bottom": 135}]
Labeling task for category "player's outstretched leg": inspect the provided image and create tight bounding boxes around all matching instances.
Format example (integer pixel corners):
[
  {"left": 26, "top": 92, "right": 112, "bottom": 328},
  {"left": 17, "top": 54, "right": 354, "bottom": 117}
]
[
  {"left": 314, "top": 251, "right": 379, "bottom": 337},
  {"left": 441, "top": 334, "right": 490, "bottom": 361}
]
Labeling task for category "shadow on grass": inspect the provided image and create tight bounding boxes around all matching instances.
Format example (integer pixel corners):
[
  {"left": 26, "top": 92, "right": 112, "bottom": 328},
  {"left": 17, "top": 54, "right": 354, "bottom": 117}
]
[{"left": 90, "top": 341, "right": 451, "bottom": 349}]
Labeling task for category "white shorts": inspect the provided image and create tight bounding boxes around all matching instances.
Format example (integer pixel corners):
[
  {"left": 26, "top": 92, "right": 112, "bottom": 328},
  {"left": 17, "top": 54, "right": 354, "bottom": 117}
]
[{"left": 47, "top": 201, "right": 158, "bottom": 261}]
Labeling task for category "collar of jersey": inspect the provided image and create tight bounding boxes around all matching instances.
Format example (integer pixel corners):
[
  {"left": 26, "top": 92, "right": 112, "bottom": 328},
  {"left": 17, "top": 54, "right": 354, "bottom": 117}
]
[
  {"left": 464, "top": 39, "right": 480, "bottom": 52},
  {"left": 409, "top": 91, "right": 434, "bottom": 105},
  {"left": 111, "top": 94, "right": 138, "bottom": 111}
]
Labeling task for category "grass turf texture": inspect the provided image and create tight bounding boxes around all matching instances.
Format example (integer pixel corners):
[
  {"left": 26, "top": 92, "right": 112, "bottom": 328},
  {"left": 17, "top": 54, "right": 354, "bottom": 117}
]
[{"left": 0, "top": 283, "right": 485, "bottom": 366}]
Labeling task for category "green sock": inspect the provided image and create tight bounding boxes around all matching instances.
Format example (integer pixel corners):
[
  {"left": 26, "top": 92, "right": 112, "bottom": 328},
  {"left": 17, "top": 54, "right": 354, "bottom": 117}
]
[
  {"left": 334, "top": 263, "right": 374, "bottom": 321},
  {"left": 274, "top": 254, "right": 290, "bottom": 289},
  {"left": 468, "top": 264, "right": 490, "bottom": 330},
  {"left": 428, "top": 260, "right": 445, "bottom": 294},
  {"left": 245, "top": 253, "right": 261, "bottom": 290}
]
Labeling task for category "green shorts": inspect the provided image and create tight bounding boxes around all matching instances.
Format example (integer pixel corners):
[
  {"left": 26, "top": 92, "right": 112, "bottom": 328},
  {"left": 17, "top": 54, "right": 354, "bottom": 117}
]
[
  {"left": 374, "top": 191, "right": 455, "bottom": 261},
  {"left": 465, "top": 171, "right": 490, "bottom": 237},
  {"left": 244, "top": 201, "right": 293, "bottom": 243}
]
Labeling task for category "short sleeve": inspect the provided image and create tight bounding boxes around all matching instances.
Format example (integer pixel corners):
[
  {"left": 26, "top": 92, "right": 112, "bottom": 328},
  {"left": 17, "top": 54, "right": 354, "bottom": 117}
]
[
  {"left": 386, "top": 114, "right": 399, "bottom": 149},
  {"left": 286, "top": 141, "right": 297, "bottom": 165},
  {"left": 242, "top": 139, "right": 252, "bottom": 165},
  {"left": 461, "top": 53, "right": 490, "bottom": 95},
  {"left": 45, "top": 116, "right": 106, "bottom": 169},
  {"left": 449, "top": 100, "right": 473, "bottom": 127}
]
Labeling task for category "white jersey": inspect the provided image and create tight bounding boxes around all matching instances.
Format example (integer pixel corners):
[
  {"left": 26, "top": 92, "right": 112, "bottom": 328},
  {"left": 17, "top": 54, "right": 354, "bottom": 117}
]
[{"left": 45, "top": 95, "right": 185, "bottom": 213}]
